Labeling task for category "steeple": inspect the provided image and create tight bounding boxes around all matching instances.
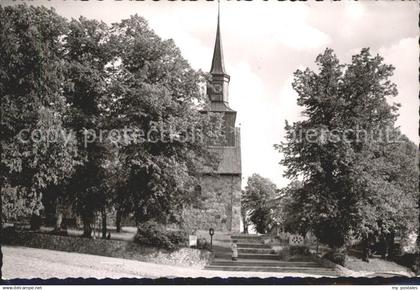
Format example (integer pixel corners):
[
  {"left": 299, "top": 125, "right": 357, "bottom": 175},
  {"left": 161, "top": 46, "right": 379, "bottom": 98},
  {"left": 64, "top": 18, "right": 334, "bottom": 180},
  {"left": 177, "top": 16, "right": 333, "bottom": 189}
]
[
  {"left": 210, "top": 1, "right": 228, "bottom": 76},
  {"left": 207, "top": 0, "right": 231, "bottom": 107}
]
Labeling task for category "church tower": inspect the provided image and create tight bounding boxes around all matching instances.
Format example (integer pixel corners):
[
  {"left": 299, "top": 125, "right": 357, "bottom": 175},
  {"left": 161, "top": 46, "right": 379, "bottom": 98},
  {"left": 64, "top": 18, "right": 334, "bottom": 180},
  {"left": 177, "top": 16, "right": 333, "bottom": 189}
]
[
  {"left": 181, "top": 3, "right": 242, "bottom": 234},
  {"left": 207, "top": 3, "right": 230, "bottom": 107},
  {"left": 206, "top": 3, "right": 238, "bottom": 148},
  {"left": 203, "top": 2, "right": 242, "bottom": 233}
]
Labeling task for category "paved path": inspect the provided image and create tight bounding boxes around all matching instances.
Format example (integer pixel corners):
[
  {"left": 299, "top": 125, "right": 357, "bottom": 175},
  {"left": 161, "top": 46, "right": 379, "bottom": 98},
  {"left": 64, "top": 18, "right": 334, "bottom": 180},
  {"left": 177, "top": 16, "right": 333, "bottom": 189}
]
[{"left": 2, "top": 246, "right": 329, "bottom": 279}]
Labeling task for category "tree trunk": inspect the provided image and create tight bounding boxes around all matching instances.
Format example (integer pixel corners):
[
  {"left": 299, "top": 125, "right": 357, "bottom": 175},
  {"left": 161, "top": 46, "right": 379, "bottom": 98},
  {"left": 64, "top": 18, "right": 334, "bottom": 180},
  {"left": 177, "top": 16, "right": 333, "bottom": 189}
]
[
  {"left": 243, "top": 220, "right": 248, "bottom": 234},
  {"left": 116, "top": 210, "right": 122, "bottom": 233},
  {"left": 417, "top": 195, "right": 420, "bottom": 252},
  {"left": 240, "top": 207, "right": 248, "bottom": 234},
  {"left": 101, "top": 209, "right": 107, "bottom": 239},
  {"left": 82, "top": 214, "right": 93, "bottom": 238},
  {"left": 30, "top": 214, "right": 41, "bottom": 230},
  {"left": 417, "top": 193, "right": 420, "bottom": 275},
  {"left": 55, "top": 212, "right": 63, "bottom": 230},
  {"left": 384, "top": 233, "right": 395, "bottom": 259},
  {"left": 0, "top": 184, "right": 2, "bottom": 280},
  {"left": 52, "top": 210, "right": 69, "bottom": 236},
  {"left": 361, "top": 236, "right": 370, "bottom": 262},
  {"left": 417, "top": 228, "right": 420, "bottom": 250},
  {"left": 380, "top": 235, "right": 387, "bottom": 259},
  {"left": 44, "top": 199, "right": 56, "bottom": 227}
]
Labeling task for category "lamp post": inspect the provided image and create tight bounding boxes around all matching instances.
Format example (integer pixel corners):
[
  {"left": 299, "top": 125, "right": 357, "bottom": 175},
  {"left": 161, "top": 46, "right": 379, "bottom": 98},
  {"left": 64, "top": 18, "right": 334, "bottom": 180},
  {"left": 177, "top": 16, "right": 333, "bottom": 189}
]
[{"left": 209, "top": 228, "right": 214, "bottom": 249}]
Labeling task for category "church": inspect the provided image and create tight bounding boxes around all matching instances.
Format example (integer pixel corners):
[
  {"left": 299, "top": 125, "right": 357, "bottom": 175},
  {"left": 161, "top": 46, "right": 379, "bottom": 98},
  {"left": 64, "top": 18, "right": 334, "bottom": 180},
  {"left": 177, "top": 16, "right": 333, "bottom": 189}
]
[{"left": 181, "top": 8, "right": 242, "bottom": 234}]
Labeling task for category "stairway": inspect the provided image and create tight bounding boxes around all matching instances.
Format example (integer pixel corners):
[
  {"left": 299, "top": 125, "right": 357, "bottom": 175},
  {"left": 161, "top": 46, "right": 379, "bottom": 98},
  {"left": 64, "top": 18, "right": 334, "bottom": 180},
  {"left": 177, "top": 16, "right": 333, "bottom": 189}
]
[{"left": 205, "top": 234, "right": 338, "bottom": 276}]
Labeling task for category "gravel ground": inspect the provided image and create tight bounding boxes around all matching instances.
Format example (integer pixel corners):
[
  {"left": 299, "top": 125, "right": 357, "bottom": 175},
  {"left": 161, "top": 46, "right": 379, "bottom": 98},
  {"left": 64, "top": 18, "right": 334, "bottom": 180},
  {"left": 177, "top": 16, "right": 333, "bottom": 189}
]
[{"left": 2, "top": 246, "right": 326, "bottom": 279}]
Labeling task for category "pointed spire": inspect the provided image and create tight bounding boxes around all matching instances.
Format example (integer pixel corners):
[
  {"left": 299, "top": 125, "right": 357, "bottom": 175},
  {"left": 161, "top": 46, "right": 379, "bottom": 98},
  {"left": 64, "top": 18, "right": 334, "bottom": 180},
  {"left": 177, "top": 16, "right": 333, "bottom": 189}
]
[{"left": 210, "top": 0, "right": 228, "bottom": 75}]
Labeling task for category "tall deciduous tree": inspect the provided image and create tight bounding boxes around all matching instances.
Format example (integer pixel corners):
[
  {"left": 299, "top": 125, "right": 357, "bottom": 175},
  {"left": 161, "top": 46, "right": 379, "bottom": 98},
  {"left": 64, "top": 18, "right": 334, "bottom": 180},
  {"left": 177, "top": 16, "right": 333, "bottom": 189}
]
[
  {"left": 0, "top": 5, "right": 78, "bottom": 226},
  {"left": 0, "top": 8, "right": 225, "bottom": 239},
  {"left": 273, "top": 180, "right": 307, "bottom": 235},
  {"left": 276, "top": 48, "right": 418, "bottom": 253},
  {"left": 62, "top": 16, "right": 115, "bottom": 237},
  {"left": 105, "top": 15, "right": 224, "bottom": 226},
  {"left": 242, "top": 174, "right": 278, "bottom": 234}
]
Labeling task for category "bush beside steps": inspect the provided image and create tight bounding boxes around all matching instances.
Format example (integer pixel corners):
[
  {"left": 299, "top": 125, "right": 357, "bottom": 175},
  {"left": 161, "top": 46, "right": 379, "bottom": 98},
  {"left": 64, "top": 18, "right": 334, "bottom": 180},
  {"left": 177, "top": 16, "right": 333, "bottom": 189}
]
[{"left": 135, "top": 221, "right": 187, "bottom": 250}]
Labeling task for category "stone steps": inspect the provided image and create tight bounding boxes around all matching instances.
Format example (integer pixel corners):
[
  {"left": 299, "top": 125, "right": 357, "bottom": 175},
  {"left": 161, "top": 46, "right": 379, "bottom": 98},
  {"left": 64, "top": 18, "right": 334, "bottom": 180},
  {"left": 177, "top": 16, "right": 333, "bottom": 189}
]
[
  {"left": 205, "top": 234, "right": 337, "bottom": 276},
  {"left": 237, "top": 247, "right": 275, "bottom": 254},
  {"left": 231, "top": 235, "right": 262, "bottom": 241},
  {"left": 211, "top": 259, "right": 320, "bottom": 267},
  {"left": 237, "top": 243, "right": 271, "bottom": 249},
  {"left": 238, "top": 253, "right": 281, "bottom": 260},
  {"left": 215, "top": 252, "right": 280, "bottom": 260},
  {"left": 205, "top": 265, "right": 338, "bottom": 276}
]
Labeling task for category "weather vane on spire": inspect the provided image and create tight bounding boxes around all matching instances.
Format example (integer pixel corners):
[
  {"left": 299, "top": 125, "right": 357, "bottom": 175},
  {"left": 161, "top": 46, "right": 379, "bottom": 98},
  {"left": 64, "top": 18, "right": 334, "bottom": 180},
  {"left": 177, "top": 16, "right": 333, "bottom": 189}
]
[{"left": 218, "top": 0, "right": 220, "bottom": 21}]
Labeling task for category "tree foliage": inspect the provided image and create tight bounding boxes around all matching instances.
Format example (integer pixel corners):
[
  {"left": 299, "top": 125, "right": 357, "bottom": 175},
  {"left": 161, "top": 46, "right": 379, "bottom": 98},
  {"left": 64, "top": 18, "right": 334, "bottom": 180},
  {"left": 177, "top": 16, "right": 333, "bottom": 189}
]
[
  {"left": 0, "top": 5, "right": 78, "bottom": 222},
  {"left": 242, "top": 174, "right": 278, "bottom": 234},
  {"left": 0, "top": 6, "right": 223, "bottom": 236},
  {"left": 276, "top": 48, "right": 418, "bottom": 249},
  {"left": 62, "top": 16, "right": 115, "bottom": 236},
  {"left": 104, "top": 15, "right": 224, "bottom": 225}
]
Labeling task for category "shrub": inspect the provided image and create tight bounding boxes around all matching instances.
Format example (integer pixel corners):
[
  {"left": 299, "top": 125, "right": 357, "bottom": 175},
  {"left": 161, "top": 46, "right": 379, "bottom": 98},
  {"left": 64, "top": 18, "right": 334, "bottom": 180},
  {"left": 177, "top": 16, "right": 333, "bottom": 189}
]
[
  {"left": 1, "top": 226, "right": 18, "bottom": 244},
  {"left": 30, "top": 215, "right": 42, "bottom": 230},
  {"left": 196, "top": 237, "right": 205, "bottom": 248},
  {"left": 167, "top": 230, "right": 187, "bottom": 247},
  {"left": 277, "top": 249, "right": 291, "bottom": 260},
  {"left": 289, "top": 245, "right": 310, "bottom": 256},
  {"left": 323, "top": 249, "right": 348, "bottom": 266},
  {"left": 134, "top": 221, "right": 187, "bottom": 250},
  {"left": 390, "top": 253, "right": 419, "bottom": 274},
  {"left": 277, "top": 246, "right": 310, "bottom": 261},
  {"left": 197, "top": 238, "right": 212, "bottom": 251}
]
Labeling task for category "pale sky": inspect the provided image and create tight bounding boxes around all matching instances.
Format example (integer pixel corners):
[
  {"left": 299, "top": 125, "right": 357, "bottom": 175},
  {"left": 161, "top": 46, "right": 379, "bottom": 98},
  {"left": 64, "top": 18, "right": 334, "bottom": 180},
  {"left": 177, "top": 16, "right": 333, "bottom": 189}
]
[{"left": 4, "top": 0, "right": 418, "bottom": 189}]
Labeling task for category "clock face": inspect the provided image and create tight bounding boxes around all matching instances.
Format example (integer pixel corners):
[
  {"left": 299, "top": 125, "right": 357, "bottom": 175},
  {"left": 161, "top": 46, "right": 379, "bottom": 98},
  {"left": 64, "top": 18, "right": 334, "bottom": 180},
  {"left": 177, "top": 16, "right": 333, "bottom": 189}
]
[{"left": 213, "top": 83, "right": 223, "bottom": 94}]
